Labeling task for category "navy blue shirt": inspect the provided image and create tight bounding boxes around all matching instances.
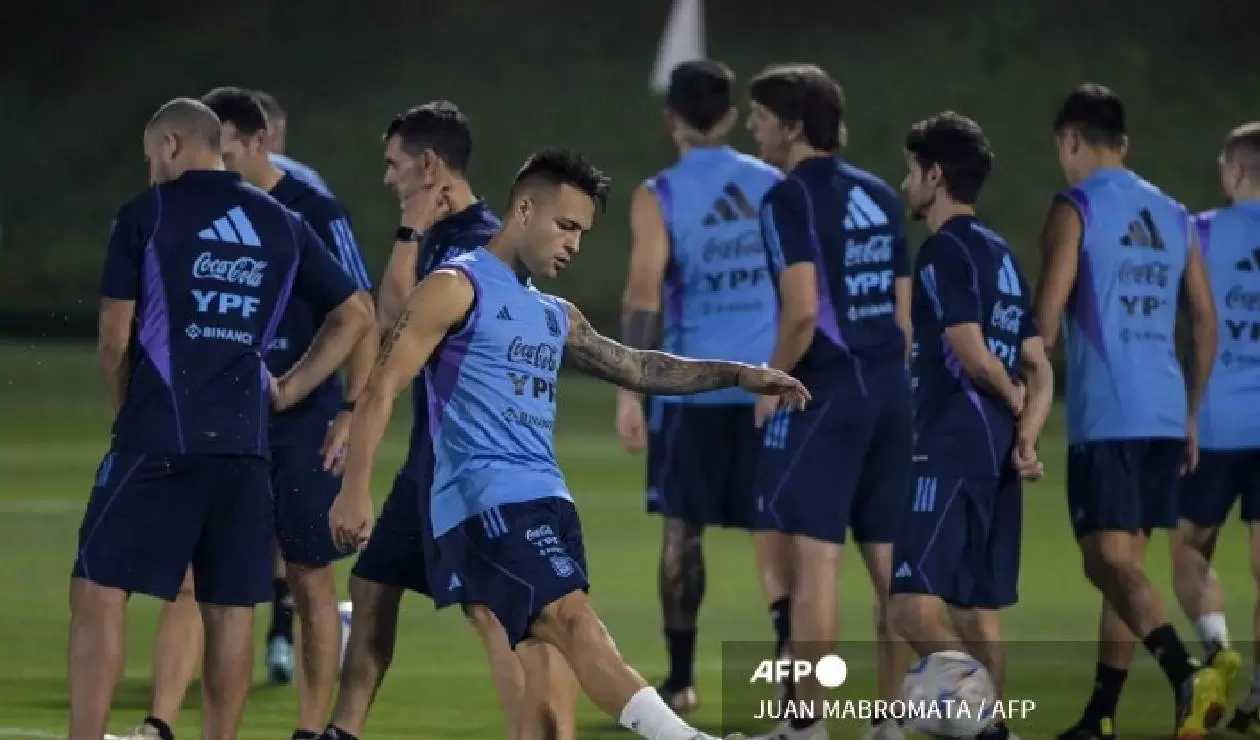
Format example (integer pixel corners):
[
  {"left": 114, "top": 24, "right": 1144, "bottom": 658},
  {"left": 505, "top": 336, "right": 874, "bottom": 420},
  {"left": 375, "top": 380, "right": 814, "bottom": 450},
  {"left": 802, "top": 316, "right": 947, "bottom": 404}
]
[
  {"left": 99, "top": 170, "right": 357, "bottom": 457},
  {"left": 760, "top": 156, "right": 909, "bottom": 397},
  {"left": 265, "top": 174, "right": 372, "bottom": 447},
  {"left": 399, "top": 200, "right": 502, "bottom": 482},
  {"left": 910, "top": 215, "right": 1037, "bottom": 477}
]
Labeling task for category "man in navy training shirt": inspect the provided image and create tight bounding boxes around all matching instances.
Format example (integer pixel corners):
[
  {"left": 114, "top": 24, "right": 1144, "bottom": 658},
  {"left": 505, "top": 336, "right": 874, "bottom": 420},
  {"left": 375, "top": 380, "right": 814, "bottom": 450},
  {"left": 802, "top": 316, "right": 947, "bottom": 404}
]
[
  {"left": 1172, "top": 122, "right": 1260, "bottom": 732},
  {"left": 330, "top": 148, "right": 808, "bottom": 740},
  {"left": 254, "top": 87, "right": 337, "bottom": 678},
  {"left": 106, "top": 88, "right": 380, "bottom": 740},
  {"left": 69, "top": 97, "right": 373, "bottom": 740},
  {"left": 888, "top": 111, "right": 1054, "bottom": 740},
  {"left": 323, "top": 102, "right": 578, "bottom": 740},
  {"left": 255, "top": 89, "right": 335, "bottom": 198},
  {"left": 744, "top": 63, "right": 912, "bottom": 740},
  {"left": 1033, "top": 83, "right": 1224, "bottom": 740},
  {"left": 615, "top": 60, "right": 781, "bottom": 712}
]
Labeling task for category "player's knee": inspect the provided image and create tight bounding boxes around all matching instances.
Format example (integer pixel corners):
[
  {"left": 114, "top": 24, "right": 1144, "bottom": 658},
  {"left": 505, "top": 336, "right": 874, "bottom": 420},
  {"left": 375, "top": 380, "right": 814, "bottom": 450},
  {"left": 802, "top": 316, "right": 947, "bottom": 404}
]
[
  {"left": 888, "top": 594, "right": 940, "bottom": 642},
  {"left": 1080, "top": 537, "right": 1138, "bottom": 589},
  {"left": 286, "top": 563, "right": 336, "bottom": 609},
  {"left": 536, "top": 592, "right": 603, "bottom": 648},
  {"left": 1173, "top": 520, "right": 1218, "bottom": 559},
  {"left": 346, "top": 577, "right": 400, "bottom": 659}
]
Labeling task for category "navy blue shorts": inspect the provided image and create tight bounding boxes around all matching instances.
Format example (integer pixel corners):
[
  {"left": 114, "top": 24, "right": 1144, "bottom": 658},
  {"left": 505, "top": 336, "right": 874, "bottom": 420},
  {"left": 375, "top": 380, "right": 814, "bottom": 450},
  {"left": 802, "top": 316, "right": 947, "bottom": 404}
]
[
  {"left": 755, "top": 372, "right": 913, "bottom": 544},
  {"left": 352, "top": 472, "right": 463, "bottom": 608},
  {"left": 436, "top": 497, "right": 589, "bottom": 648},
  {"left": 72, "top": 452, "right": 273, "bottom": 606},
  {"left": 1067, "top": 438, "right": 1185, "bottom": 538},
  {"left": 646, "top": 402, "right": 760, "bottom": 528},
  {"left": 890, "top": 469, "right": 1022, "bottom": 609},
  {"left": 271, "top": 444, "right": 345, "bottom": 567},
  {"left": 1180, "top": 448, "right": 1260, "bottom": 527}
]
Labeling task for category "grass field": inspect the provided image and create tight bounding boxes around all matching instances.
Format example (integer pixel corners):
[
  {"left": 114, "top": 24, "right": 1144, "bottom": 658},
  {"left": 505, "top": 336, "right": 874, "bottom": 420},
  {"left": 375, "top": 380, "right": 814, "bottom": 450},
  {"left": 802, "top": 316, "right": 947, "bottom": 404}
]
[{"left": 0, "top": 341, "right": 1254, "bottom": 739}]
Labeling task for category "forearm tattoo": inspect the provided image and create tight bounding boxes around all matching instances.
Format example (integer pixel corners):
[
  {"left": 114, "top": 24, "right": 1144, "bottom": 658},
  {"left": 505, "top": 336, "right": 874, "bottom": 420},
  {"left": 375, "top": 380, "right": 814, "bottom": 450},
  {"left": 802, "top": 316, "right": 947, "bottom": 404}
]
[
  {"left": 621, "top": 308, "right": 661, "bottom": 351},
  {"left": 564, "top": 303, "right": 740, "bottom": 394}
]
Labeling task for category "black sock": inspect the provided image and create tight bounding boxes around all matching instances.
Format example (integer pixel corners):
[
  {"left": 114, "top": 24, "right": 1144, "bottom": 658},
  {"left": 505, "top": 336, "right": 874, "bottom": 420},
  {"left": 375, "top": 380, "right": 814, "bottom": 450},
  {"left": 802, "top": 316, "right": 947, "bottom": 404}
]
[
  {"left": 269, "top": 578, "right": 294, "bottom": 641},
  {"left": 979, "top": 720, "right": 1009, "bottom": 740},
  {"left": 769, "top": 596, "right": 791, "bottom": 657},
  {"left": 663, "top": 627, "right": 696, "bottom": 690},
  {"left": 323, "top": 725, "right": 359, "bottom": 740},
  {"left": 789, "top": 717, "right": 818, "bottom": 731},
  {"left": 1142, "top": 623, "right": 1197, "bottom": 688},
  {"left": 143, "top": 717, "right": 173, "bottom": 740},
  {"left": 292, "top": 732, "right": 319, "bottom": 740},
  {"left": 1081, "top": 662, "right": 1127, "bottom": 723}
]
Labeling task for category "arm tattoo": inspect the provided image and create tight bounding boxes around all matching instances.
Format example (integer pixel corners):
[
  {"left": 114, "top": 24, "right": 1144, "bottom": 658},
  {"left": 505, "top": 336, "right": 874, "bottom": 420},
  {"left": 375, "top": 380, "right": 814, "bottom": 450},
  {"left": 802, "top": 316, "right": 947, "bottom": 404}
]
[
  {"left": 564, "top": 302, "right": 741, "bottom": 394},
  {"left": 620, "top": 308, "right": 660, "bottom": 350},
  {"left": 377, "top": 308, "right": 412, "bottom": 368}
]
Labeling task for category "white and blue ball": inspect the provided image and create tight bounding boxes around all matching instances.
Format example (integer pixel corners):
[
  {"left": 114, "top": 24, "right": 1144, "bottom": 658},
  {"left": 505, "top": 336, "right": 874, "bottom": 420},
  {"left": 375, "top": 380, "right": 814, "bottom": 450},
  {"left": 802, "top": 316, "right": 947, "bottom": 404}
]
[{"left": 901, "top": 650, "right": 996, "bottom": 738}]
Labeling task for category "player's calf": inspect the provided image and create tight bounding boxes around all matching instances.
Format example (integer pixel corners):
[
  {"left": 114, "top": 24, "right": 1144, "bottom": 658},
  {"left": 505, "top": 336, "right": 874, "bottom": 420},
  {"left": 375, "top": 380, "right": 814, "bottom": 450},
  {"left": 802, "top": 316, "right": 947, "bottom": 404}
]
[
  {"left": 68, "top": 578, "right": 129, "bottom": 740},
  {"left": 531, "top": 591, "right": 708, "bottom": 740},
  {"left": 517, "top": 638, "right": 580, "bottom": 740},
  {"left": 327, "top": 575, "right": 403, "bottom": 737},
  {"left": 888, "top": 594, "right": 964, "bottom": 656},
  {"left": 199, "top": 604, "right": 255, "bottom": 740},
  {"left": 287, "top": 561, "right": 342, "bottom": 736},
  {"left": 659, "top": 517, "right": 705, "bottom": 708},
  {"left": 466, "top": 604, "right": 529, "bottom": 738}
]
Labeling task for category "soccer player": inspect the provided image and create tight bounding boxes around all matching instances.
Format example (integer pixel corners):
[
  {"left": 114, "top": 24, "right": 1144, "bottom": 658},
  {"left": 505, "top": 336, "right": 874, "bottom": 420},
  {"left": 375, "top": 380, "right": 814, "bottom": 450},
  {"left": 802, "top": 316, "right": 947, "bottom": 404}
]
[
  {"left": 1169, "top": 122, "right": 1260, "bottom": 730},
  {"left": 331, "top": 148, "right": 807, "bottom": 740},
  {"left": 888, "top": 111, "right": 1053, "bottom": 740},
  {"left": 744, "top": 64, "right": 912, "bottom": 740},
  {"left": 255, "top": 89, "right": 334, "bottom": 198},
  {"left": 1033, "top": 83, "right": 1224, "bottom": 740},
  {"left": 325, "top": 102, "right": 578, "bottom": 740},
  {"left": 615, "top": 60, "right": 781, "bottom": 711},
  {"left": 69, "top": 97, "right": 373, "bottom": 740}
]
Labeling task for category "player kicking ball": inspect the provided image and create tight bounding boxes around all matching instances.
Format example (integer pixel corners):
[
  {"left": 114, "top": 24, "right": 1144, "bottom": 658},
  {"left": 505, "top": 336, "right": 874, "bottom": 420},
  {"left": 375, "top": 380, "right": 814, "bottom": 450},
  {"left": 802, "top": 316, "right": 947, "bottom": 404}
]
[
  {"left": 331, "top": 148, "right": 807, "bottom": 740},
  {"left": 888, "top": 112, "right": 1054, "bottom": 740}
]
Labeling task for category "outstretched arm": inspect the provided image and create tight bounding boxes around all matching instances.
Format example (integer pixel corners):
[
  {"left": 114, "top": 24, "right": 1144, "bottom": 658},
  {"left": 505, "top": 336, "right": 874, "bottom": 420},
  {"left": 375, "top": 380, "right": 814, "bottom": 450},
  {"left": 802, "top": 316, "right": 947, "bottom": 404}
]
[
  {"left": 339, "top": 270, "right": 475, "bottom": 500},
  {"left": 563, "top": 298, "right": 742, "bottom": 394}
]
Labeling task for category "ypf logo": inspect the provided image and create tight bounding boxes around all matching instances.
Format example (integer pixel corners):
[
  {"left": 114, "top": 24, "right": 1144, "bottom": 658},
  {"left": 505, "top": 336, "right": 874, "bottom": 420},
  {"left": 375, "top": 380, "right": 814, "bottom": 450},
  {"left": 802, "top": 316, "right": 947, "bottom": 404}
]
[{"left": 750, "top": 655, "right": 849, "bottom": 689}]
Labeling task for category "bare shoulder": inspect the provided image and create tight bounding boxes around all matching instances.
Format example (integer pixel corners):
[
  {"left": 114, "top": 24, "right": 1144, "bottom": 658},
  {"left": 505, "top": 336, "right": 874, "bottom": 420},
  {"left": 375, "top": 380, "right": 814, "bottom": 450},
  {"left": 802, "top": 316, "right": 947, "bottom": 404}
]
[{"left": 404, "top": 267, "right": 475, "bottom": 325}]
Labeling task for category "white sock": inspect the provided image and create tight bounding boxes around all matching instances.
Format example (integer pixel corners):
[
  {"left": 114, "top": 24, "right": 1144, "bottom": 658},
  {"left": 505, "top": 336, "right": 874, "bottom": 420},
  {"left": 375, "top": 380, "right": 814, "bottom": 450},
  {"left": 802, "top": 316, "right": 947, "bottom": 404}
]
[
  {"left": 1194, "top": 612, "right": 1231, "bottom": 650},
  {"left": 619, "top": 686, "right": 700, "bottom": 740}
]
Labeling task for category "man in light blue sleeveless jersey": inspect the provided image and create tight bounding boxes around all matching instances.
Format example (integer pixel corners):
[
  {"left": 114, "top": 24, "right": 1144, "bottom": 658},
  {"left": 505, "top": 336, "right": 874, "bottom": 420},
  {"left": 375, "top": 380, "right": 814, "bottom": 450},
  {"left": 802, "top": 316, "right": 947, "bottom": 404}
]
[
  {"left": 332, "top": 148, "right": 808, "bottom": 740},
  {"left": 1032, "top": 83, "right": 1223, "bottom": 740},
  {"left": 1165, "top": 122, "right": 1260, "bottom": 732},
  {"left": 615, "top": 60, "right": 781, "bottom": 711}
]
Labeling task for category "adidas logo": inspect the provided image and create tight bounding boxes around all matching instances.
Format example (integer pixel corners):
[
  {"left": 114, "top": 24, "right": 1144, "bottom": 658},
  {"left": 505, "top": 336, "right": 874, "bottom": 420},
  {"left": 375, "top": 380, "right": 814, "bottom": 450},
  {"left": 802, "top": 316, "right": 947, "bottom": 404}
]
[
  {"left": 701, "top": 182, "right": 758, "bottom": 227},
  {"left": 496, "top": 305, "right": 513, "bottom": 321},
  {"left": 197, "top": 206, "right": 261, "bottom": 247},
  {"left": 997, "top": 253, "right": 1022, "bottom": 297},
  {"left": 895, "top": 562, "right": 912, "bottom": 579},
  {"left": 842, "top": 186, "right": 889, "bottom": 230},
  {"left": 448, "top": 573, "right": 462, "bottom": 591},
  {"left": 1235, "top": 247, "right": 1260, "bottom": 272},
  {"left": 1118, "top": 208, "right": 1166, "bottom": 250}
]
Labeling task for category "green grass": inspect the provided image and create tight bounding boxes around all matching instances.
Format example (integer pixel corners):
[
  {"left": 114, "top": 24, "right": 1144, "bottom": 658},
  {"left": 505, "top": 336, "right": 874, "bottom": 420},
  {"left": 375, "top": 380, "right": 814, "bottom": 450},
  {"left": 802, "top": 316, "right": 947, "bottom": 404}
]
[{"left": 0, "top": 341, "right": 1252, "bottom": 738}]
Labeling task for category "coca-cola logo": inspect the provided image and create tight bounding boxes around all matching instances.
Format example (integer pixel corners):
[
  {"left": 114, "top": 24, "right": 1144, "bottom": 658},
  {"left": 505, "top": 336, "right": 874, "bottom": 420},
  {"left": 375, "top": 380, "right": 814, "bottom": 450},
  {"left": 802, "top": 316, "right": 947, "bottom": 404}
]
[
  {"left": 989, "top": 302, "right": 1024, "bottom": 334},
  {"left": 506, "top": 336, "right": 559, "bottom": 371},
  {"left": 1226, "top": 285, "right": 1260, "bottom": 313},
  {"left": 192, "top": 252, "right": 268, "bottom": 287},
  {"left": 1116, "top": 259, "right": 1170, "bottom": 288}
]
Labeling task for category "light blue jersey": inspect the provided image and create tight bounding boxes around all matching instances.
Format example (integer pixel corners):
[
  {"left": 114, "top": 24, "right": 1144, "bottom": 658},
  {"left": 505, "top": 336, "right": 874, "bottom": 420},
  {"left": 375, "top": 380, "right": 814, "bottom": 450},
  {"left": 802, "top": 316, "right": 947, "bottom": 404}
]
[
  {"left": 1060, "top": 168, "right": 1192, "bottom": 444},
  {"left": 645, "top": 145, "right": 780, "bottom": 405},
  {"left": 270, "top": 153, "right": 333, "bottom": 197},
  {"left": 426, "top": 248, "right": 571, "bottom": 536},
  {"left": 1196, "top": 200, "right": 1260, "bottom": 450}
]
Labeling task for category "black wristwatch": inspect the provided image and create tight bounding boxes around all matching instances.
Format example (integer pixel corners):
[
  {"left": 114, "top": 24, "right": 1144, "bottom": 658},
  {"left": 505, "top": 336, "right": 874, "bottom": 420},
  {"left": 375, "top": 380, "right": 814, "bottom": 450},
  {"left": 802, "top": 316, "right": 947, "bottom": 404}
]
[
  {"left": 395, "top": 226, "right": 420, "bottom": 242},
  {"left": 340, "top": 400, "right": 356, "bottom": 412}
]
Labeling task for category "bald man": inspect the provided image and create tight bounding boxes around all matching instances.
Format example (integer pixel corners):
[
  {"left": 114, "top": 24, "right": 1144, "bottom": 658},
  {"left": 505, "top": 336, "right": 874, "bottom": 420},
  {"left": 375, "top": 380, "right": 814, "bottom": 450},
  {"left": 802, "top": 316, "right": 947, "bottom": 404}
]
[{"left": 69, "top": 97, "right": 373, "bottom": 740}]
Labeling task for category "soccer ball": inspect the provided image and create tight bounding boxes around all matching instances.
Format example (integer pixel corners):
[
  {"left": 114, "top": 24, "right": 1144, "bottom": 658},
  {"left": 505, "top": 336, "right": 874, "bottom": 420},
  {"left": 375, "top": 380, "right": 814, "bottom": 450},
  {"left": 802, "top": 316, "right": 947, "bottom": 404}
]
[
  {"left": 901, "top": 650, "right": 996, "bottom": 738},
  {"left": 337, "top": 600, "right": 353, "bottom": 669}
]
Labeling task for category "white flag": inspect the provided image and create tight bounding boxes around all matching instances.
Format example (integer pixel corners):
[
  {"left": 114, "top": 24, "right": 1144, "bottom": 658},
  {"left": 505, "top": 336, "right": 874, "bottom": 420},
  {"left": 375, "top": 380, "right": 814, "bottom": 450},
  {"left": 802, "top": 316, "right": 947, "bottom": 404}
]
[{"left": 650, "top": 0, "right": 706, "bottom": 94}]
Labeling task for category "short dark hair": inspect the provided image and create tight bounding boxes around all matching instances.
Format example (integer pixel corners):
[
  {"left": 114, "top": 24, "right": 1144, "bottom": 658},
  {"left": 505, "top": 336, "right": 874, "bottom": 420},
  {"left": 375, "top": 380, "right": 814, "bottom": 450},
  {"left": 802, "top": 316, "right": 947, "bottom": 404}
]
[
  {"left": 1053, "top": 83, "right": 1126, "bottom": 148},
  {"left": 383, "top": 101, "right": 472, "bottom": 173},
  {"left": 146, "top": 97, "right": 221, "bottom": 151},
  {"left": 253, "top": 90, "right": 284, "bottom": 121},
  {"left": 666, "top": 60, "right": 735, "bottom": 134},
  {"left": 749, "top": 64, "right": 844, "bottom": 152},
  {"left": 201, "top": 86, "right": 268, "bottom": 137},
  {"left": 509, "top": 148, "right": 611, "bottom": 213},
  {"left": 905, "top": 112, "right": 994, "bottom": 205},
  {"left": 1224, "top": 121, "right": 1260, "bottom": 180}
]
